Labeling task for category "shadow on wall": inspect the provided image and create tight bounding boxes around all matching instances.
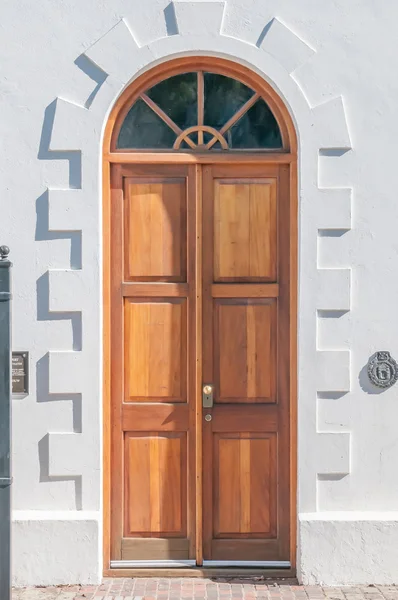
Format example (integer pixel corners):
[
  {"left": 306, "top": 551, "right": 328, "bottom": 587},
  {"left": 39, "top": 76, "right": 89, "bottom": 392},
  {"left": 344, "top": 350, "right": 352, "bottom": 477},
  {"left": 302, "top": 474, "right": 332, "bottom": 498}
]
[
  {"left": 35, "top": 268, "right": 82, "bottom": 349},
  {"left": 35, "top": 190, "right": 82, "bottom": 269},
  {"left": 317, "top": 391, "right": 349, "bottom": 484},
  {"left": 36, "top": 353, "right": 82, "bottom": 431},
  {"left": 74, "top": 54, "right": 107, "bottom": 109},
  {"left": 256, "top": 20, "right": 273, "bottom": 47},
  {"left": 35, "top": 92, "right": 86, "bottom": 509},
  {"left": 38, "top": 99, "right": 82, "bottom": 189},
  {"left": 38, "top": 435, "right": 83, "bottom": 511},
  {"left": 36, "top": 355, "right": 83, "bottom": 510},
  {"left": 359, "top": 360, "right": 387, "bottom": 396},
  {"left": 164, "top": 3, "right": 178, "bottom": 36}
]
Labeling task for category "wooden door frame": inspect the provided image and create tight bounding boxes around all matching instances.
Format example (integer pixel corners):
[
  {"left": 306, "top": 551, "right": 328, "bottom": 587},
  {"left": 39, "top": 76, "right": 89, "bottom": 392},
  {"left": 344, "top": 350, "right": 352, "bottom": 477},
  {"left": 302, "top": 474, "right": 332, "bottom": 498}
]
[{"left": 102, "top": 57, "right": 298, "bottom": 578}]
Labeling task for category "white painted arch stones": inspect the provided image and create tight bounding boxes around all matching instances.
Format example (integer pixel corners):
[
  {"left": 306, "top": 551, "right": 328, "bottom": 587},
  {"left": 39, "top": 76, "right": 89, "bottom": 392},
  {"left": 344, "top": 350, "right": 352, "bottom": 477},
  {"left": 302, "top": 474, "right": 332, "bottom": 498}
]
[{"left": 45, "top": 0, "right": 353, "bottom": 508}]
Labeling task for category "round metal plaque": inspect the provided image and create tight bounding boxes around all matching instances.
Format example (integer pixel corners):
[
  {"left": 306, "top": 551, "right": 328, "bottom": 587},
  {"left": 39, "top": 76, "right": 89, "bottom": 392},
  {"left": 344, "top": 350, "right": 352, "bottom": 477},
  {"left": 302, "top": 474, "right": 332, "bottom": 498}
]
[{"left": 367, "top": 351, "right": 398, "bottom": 388}]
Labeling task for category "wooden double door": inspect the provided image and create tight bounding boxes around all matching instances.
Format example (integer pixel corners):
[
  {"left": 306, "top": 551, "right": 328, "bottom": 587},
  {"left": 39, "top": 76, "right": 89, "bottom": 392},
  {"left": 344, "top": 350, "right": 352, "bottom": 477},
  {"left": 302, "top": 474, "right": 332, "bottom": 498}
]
[{"left": 109, "top": 160, "right": 294, "bottom": 567}]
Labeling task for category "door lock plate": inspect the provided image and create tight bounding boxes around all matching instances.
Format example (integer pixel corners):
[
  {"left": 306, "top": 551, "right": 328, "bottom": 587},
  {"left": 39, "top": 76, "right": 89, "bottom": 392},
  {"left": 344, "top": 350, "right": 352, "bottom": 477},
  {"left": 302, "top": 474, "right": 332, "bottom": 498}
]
[{"left": 202, "top": 384, "right": 214, "bottom": 408}]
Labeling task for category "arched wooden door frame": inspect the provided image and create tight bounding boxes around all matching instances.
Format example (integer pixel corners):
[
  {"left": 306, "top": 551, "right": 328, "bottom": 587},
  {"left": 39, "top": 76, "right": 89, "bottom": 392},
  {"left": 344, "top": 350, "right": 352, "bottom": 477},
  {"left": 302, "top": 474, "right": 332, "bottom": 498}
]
[{"left": 103, "top": 56, "right": 298, "bottom": 577}]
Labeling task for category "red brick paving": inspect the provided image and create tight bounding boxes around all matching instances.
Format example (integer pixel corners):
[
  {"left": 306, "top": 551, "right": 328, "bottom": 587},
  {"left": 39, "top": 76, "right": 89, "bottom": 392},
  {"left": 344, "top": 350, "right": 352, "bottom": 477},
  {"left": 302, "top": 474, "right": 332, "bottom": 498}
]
[{"left": 11, "top": 579, "right": 398, "bottom": 599}]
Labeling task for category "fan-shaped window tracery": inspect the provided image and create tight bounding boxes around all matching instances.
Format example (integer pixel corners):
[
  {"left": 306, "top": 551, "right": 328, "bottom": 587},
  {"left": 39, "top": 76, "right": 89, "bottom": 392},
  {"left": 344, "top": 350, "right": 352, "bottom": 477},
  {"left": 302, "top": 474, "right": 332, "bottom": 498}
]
[{"left": 116, "top": 71, "right": 283, "bottom": 151}]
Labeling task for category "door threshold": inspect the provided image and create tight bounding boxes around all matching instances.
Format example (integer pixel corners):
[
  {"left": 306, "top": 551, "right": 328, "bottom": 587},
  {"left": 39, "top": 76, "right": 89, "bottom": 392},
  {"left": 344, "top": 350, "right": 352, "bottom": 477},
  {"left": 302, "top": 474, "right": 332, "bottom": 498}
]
[
  {"left": 111, "top": 560, "right": 290, "bottom": 569},
  {"left": 111, "top": 560, "right": 196, "bottom": 568},
  {"left": 105, "top": 566, "right": 296, "bottom": 579},
  {"left": 203, "top": 561, "right": 290, "bottom": 568}
]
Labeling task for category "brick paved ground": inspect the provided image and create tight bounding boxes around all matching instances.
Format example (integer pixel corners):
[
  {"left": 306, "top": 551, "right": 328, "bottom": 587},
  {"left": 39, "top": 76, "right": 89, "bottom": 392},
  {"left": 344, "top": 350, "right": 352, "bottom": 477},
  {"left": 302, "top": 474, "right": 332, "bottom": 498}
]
[{"left": 11, "top": 579, "right": 398, "bottom": 600}]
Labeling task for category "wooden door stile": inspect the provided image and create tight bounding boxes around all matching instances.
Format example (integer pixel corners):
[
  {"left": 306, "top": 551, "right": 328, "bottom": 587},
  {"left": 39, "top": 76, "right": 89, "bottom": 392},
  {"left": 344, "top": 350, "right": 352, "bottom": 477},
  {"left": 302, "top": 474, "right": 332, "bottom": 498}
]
[
  {"left": 103, "top": 159, "right": 111, "bottom": 570},
  {"left": 289, "top": 162, "right": 298, "bottom": 569},
  {"left": 110, "top": 164, "right": 124, "bottom": 560},
  {"left": 194, "top": 164, "right": 203, "bottom": 565},
  {"left": 201, "top": 164, "right": 215, "bottom": 560}
]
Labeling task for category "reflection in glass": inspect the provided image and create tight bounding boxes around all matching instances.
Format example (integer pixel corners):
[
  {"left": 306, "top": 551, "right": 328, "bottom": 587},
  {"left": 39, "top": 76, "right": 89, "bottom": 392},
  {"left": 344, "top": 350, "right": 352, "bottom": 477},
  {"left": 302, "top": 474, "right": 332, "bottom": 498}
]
[
  {"left": 147, "top": 72, "right": 197, "bottom": 130},
  {"left": 117, "top": 99, "right": 176, "bottom": 149},
  {"left": 228, "top": 99, "right": 282, "bottom": 149},
  {"left": 204, "top": 130, "right": 223, "bottom": 150},
  {"left": 180, "top": 132, "right": 199, "bottom": 149},
  {"left": 204, "top": 72, "right": 254, "bottom": 130}
]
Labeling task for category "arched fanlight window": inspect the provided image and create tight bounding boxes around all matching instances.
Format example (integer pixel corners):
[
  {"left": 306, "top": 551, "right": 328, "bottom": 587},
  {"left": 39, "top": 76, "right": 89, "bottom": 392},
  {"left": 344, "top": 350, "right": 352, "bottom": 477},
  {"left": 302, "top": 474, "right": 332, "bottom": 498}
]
[{"left": 116, "top": 71, "right": 283, "bottom": 151}]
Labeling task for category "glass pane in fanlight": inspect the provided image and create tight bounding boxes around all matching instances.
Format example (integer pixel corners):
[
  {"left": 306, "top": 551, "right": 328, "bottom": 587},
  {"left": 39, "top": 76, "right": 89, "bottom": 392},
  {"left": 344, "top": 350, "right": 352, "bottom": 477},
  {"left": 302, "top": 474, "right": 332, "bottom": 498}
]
[
  {"left": 117, "top": 98, "right": 176, "bottom": 149},
  {"left": 147, "top": 72, "right": 197, "bottom": 130},
  {"left": 180, "top": 132, "right": 198, "bottom": 149},
  {"left": 204, "top": 73, "right": 255, "bottom": 130},
  {"left": 209, "top": 140, "right": 223, "bottom": 150},
  {"left": 203, "top": 130, "right": 223, "bottom": 150},
  {"left": 189, "top": 132, "right": 199, "bottom": 145},
  {"left": 228, "top": 98, "right": 282, "bottom": 148}
]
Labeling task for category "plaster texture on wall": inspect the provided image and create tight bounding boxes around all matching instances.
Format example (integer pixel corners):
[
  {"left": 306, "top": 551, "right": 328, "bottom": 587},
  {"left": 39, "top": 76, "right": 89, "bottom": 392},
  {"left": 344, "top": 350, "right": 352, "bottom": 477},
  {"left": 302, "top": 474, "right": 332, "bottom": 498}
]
[
  {"left": 12, "top": 512, "right": 100, "bottom": 587},
  {"left": 299, "top": 513, "right": 398, "bottom": 585},
  {"left": 2, "top": 0, "right": 398, "bottom": 586}
]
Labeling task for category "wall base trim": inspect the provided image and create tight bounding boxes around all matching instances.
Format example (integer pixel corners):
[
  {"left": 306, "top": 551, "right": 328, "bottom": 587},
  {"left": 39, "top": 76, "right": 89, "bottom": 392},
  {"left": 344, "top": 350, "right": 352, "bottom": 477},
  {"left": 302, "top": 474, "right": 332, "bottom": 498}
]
[
  {"left": 13, "top": 514, "right": 101, "bottom": 587},
  {"left": 299, "top": 513, "right": 398, "bottom": 585}
]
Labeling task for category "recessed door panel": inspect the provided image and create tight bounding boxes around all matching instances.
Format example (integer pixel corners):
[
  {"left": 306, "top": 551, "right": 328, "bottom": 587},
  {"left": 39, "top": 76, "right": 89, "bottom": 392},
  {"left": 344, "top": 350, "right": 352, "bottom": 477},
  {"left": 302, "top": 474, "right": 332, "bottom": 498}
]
[
  {"left": 124, "top": 178, "right": 187, "bottom": 281},
  {"left": 124, "top": 299, "right": 187, "bottom": 402},
  {"left": 214, "top": 433, "right": 277, "bottom": 537},
  {"left": 214, "top": 180, "right": 277, "bottom": 281},
  {"left": 124, "top": 433, "right": 187, "bottom": 536},
  {"left": 215, "top": 300, "right": 277, "bottom": 403}
]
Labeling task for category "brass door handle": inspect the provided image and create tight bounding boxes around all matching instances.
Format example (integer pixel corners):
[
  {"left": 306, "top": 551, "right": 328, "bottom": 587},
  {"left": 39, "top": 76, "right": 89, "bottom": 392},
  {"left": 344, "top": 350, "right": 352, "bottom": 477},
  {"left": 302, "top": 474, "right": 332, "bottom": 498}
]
[{"left": 202, "top": 384, "right": 214, "bottom": 408}]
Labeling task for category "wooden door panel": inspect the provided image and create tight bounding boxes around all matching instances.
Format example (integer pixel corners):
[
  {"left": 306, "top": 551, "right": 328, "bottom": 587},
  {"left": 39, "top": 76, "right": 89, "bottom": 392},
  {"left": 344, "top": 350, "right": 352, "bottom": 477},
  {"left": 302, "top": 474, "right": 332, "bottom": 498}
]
[
  {"left": 110, "top": 162, "right": 293, "bottom": 566},
  {"left": 124, "top": 432, "right": 187, "bottom": 537},
  {"left": 215, "top": 299, "right": 277, "bottom": 403},
  {"left": 211, "top": 539, "right": 280, "bottom": 561},
  {"left": 111, "top": 164, "right": 195, "bottom": 562},
  {"left": 124, "top": 299, "right": 187, "bottom": 402},
  {"left": 213, "top": 433, "right": 277, "bottom": 538},
  {"left": 214, "top": 179, "right": 277, "bottom": 282},
  {"left": 121, "top": 538, "right": 189, "bottom": 560},
  {"left": 202, "top": 164, "right": 291, "bottom": 563},
  {"left": 124, "top": 178, "right": 187, "bottom": 281}
]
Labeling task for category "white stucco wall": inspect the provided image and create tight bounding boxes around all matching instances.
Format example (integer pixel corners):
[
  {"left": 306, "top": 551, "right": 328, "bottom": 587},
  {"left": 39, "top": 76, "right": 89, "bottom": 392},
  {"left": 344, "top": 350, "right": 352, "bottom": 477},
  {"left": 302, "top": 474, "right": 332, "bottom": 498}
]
[{"left": 2, "top": 0, "right": 398, "bottom": 586}]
